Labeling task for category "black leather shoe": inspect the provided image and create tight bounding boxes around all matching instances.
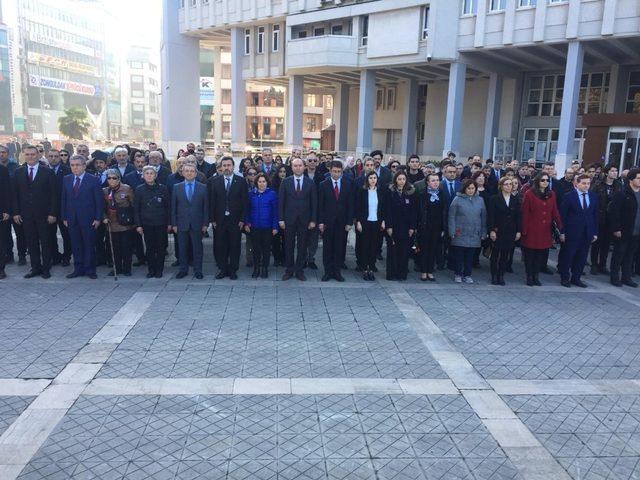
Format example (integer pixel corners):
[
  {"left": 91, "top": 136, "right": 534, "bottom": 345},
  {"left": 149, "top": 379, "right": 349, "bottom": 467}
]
[
  {"left": 282, "top": 272, "right": 293, "bottom": 281},
  {"left": 87, "top": 273, "right": 97, "bottom": 279},
  {"left": 533, "top": 276, "right": 542, "bottom": 286},
  {"left": 623, "top": 279, "right": 639, "bottom": 288},
  {"left": 176, "top": 271, "right": 188, "bottom": 279},
  {"left": 296, "top": 272, "right": 306, "bottom": 281},
  {"left": 334, "top": 273, "right": 345, "bottom": 282},
  {"left": 321, "top": 274, "right": 331, "bottom": 282},
  {"left": 526, "top": 276, "right": 534, "bottom": 287},
  {"left": 215, "top": 271, "right": 226, "bottom": 279},
  {"left": 24, "top": 271, "right": 41, "bottom": 279},
  {"left": 194, "top": 273, "right": 203, "bottom": 279},
  {"left": 229, "top": 272, "right": 238, "bottom": 280},
  {"left": 66, "top": 272, "right": 82, "bottom": 279},
  {"left": 307, "top": 262, "right": 318, "bottom": 270},
  {"left": 41, "top": 272, "right": 51, "bottom": 279},
  {"left": 561, "top": 279, "right": 572, "bottom": 288},
  {"left": 571, "top": 279, "right": 588, "bottom": 288}
]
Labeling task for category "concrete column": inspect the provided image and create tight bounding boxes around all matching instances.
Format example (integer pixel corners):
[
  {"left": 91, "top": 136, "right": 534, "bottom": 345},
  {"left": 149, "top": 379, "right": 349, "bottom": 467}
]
[
  {"left": 285, "top": 75, "right": 304, "bottom": 148},
  {"left": 356, "top": 69, "right": 376, "bottom": 156},
  {"left": 555, "top": 41, "right": 584, "bottom": 176},
  {"left": 212, "top": 46, "right": 223, "bottom": 146},
  {"left": 334, "top": 83, "right": 350, "bottom": 152},
  {"left": 230, "top": 27, "right": 247, "bottom": 151},
  {"left": 442, "top": 62, "right": 467, "bottom": 159},
  {"left": 400, "top": 78, "right": 419, "bottom": 158},
  {"left": 161, "top": 0, "right": 200, "bottom": 155},
  {"left": 483, "top": 73, "right": 503, "bottom": 159},
  {"left": 608, "top": 64, "right": 630, "bottom": 114}
]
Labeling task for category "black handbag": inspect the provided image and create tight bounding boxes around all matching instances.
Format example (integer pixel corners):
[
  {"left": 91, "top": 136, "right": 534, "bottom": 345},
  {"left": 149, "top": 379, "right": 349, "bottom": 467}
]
[
  {"left": 116, "top": 205, "right": 135, "bottom": 226},
  {"left": 551, "top": 221, "right": 561, "bottom": 244}
]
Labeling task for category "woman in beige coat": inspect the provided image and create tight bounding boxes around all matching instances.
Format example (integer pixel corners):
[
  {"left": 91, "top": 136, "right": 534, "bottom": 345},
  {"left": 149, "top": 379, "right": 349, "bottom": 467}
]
[{"left": 103, "top": 169, "right": 135, "bottom": 276}]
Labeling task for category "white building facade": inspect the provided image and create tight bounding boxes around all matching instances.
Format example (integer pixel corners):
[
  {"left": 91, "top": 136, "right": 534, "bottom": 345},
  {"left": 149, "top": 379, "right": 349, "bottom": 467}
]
[{"left": 162, "top": 0, "right": 640, "bottom": 174}]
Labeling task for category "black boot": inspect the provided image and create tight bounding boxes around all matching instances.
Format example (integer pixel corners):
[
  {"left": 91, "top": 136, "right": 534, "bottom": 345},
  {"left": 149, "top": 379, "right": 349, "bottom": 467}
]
[
  {"left": 526, "top": 275, "right": 534, "bottom": 287},
  {"left": 491, "top": 274, "right": 498, "bottom": 285},
  {"left": 260, "top": 267, "right": 268, "bottom": 279},
  {"left": 252, "top": 267, "right": 260, "bottom": 278},
  {"left": 498, "top": 274, "right": 505, "bottom": 286}
]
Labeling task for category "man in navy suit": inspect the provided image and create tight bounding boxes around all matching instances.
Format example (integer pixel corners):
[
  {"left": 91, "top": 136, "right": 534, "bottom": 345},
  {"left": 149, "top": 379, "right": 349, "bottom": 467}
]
[
  {"left": 61, "top": 155, "right": 104, "bottom": 279},
  {"left": 171, "top": 163, "right": 209, "bottom": 279},
  {"left": 318, "top": 161, "right": 354, "bottom": 282},
  {"left": 124, "top": 153, "right": 148, "bottom": 267},
  {"left": 487, "top": 159, "right": 505, "bottom": 194},
  {"left": 279, "top": 158, "right": 317, "bottom": 281},
  {"left": 47, "top": 149, "right": 71, "bottom": 266},
  {"left": 558, "top": 174, "right": 598, "bottom": 288},
  {"left": 439, "top": 163, "right": 460, "bottom": 270}
]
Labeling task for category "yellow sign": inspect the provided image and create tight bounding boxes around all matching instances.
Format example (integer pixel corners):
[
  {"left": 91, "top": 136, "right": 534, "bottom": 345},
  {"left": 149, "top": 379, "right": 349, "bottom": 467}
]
[{"left": 27, "top": 52, "right": 99, "bottom": 77}]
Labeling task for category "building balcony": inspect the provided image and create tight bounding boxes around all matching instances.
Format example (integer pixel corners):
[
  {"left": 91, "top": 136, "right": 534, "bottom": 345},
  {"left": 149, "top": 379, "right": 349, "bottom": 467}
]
[{"left": 287, "top": 35, "right": 358, "bottom": 73}]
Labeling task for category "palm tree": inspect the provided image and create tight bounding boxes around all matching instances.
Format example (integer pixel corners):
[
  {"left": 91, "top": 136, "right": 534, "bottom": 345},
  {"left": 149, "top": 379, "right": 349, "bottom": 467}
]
[{"left": 58, "top": 107, "right": 91, "bottom": 140}]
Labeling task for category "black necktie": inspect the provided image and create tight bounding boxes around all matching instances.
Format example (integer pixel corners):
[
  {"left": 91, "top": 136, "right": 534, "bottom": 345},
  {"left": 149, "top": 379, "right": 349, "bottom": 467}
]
[
  {"left": 581, "top": 193, "right": 587, "bottom": 210},
  {"left": 449, "top": 182, "right": 454, "bottom": 197}
]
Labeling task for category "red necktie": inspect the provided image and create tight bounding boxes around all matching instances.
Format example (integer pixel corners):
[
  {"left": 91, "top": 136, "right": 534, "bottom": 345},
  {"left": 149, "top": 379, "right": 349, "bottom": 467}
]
[
  {"left": 333, "top": 182, "right": 339, "bottom": 200},
  {"left": 28, "top": 167, "right": 33, "bottom": 182},
  {"left": 73, "top": 176, "right": 81, "bottom": 195}
]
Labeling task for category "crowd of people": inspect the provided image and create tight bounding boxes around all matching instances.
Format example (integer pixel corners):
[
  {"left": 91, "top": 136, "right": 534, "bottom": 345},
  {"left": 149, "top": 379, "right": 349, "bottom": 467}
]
[{"left": 0, "top": 141, "right": 639, "bottom": 289}]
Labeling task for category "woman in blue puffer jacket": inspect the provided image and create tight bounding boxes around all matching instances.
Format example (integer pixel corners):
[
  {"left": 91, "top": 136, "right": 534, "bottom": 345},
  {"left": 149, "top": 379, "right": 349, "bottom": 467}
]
[{"left": 244, "top": 172, "right": 279, "bottom": 278}]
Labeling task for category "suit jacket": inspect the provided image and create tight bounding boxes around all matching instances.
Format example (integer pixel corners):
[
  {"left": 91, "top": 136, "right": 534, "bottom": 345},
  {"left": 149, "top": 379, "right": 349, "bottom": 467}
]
[
  {"left": 123, "top": 170, "right": 145, "bottom": 190},
  {"left": 555, "top": 178, "right": 574, "bottom": 206},
  {"left": 196, "top": 161, "right": 214, "bottom": 178},
  {"left": 155, "top": 166, "right": 171, "bottom": 185},
  {"left": 115, "top": 164, "right": 135, "bottom": 178},
  {"left": 171, "top": 181, "right": 209, "bottom": 232},
  {"left": 318, "top": 177, "right": 354, "bottom": 227},
  {"left": 0, "top": 164, "right": 10, "bottom": 216},
  {"left": 61, "top": 173, "right": 104, "bottom": 227},
  {"left": 50, "top": 163, "right": 71, "bottom": 191},
  {"left": 559, "top": 190, "right": 598, "bottom": 240},
  {"left": 607, "top": 185, "right": 639, "bottom": 238},
  {"left": 487, "top": 168, "right": 505, "bottom": 193},
  {"left": 12, "top": 164, "right": 58, "bottom": 219},
  {"left": 487, "top": 194, "right": 521, "bottom": 249},
  {"left": 440, "top": 179, "right": 461, "bottom": 207},
  {"left": 207, "top": 174, "right": 247, "bottom": 225},
  {"left": 354, "top": 187, "right": 388, "bottom": 224},
  {"left": 375, "top": 166, "right": 392, "bottom": 186},
  {"left": 278, "top": 175, "right": 317, "bottom": 226}
]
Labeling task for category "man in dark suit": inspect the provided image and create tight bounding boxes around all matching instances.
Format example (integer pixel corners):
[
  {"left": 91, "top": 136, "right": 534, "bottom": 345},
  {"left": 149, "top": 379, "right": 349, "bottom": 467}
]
[
  {"left": 439, "top": 163, "right": 460, "bottom": 270},
  {"left": 304, "top": 152, "right": 324, "bottom": 270},
  {"left": 0, "top": 163, "right": 10, "bottom": 278},
  {"left": 608, "top": 168, "right": 640, "bottom": 287},
  {"left": 124, "top": 153, "right": 148, "bottom": 267},
  {"left": 556, "top": 167, "right": 576, "bottom": 207},
  {"left": 172, "top": 163, "right": 209, "bottom": 279},
  {"left": 61, "top": 155, "right": 104, "bottom": 279},
  {"left": 12, "top": 145, "right": 58, "bottom": 278},
  {"left": 195, "top": 147, "right": 214, "bottom": 178},
  {"left": 47, "top": 149, "right": 72, "bottom": 266},
  {"left": 558, "top": 174, "right": 598, "bottom": 288},
  {"left": 487, "top": 159, "right": 505, "bottom": 194},
  {"left": 113, "top": 147, "right": 135, "bottom": 178},
  {"left": 371, "top": 150, "right": 392, "bottom": 186},
  {"left": 208, "top": 156, "right": 246, "bottom": 280},
  {"left": 318, "top": 161, "right": 353, "bottom": 282},
  {"left": 148, "top": 151, "right": 171, "bottom": 185},
  {"left": 279, "top": 157, "right": 318, "bottom": 281}
]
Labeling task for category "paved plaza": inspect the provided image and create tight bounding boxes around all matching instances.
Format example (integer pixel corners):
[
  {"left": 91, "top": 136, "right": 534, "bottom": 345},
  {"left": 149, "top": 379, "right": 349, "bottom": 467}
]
[{"left": 0, "top": 242, "right": 639, "bottom": 479}]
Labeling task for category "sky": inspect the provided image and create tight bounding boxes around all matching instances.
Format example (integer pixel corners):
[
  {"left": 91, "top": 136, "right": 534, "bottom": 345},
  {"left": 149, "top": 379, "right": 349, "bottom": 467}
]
[{"left": 103, "top": 0, "right": 162, "bottom": 52}]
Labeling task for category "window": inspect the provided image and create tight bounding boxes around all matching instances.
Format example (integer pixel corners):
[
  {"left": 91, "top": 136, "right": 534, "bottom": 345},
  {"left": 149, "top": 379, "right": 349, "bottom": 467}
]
[
  {"left": 490, "top": 0, "right": 506, "bottom": 10},
  {"left": 331, "top": 24, "right": 343, "bottom": 35},
  {"left": 548, "top": 0, "right": 566, "bottom": 3},
  {"left": 244, "top": 29, "right": 251, "bottom": 55},
  {"left": 221, "top": 89, "right": 232, "bottom": 104},
  {"left": 376, "top": 89, "right": 384, "bottom": 110},
  {"left": 306, "top": 94, "right": 317, "bottom": 108},
  {"left": 252, "top": 93, "right": 259, "bottom": 106},
  {"left": 578, "top": 72, "right": 609, "bottom": 115},
  {"left": 520, "top": 0, "right": 536, "bottom": 5},
  {"left": 305, "top": 115, "right": 317, "bottom": 132},
  {"left": 298, "top": 30, "right": 307, "bottom": 39},
  {"left": 522, "top": 128, "right": 559, "bottom": 164},
  {"left": 626, "top": 71, "right": 640, "bottom": 113},
  {"left": 129, "top": 61, "right": 143, "bottom": 69},
  {"left": 526, "top": 74, "right": 564, "bottom": 117},
  {"left": 190, "top": 0, "right": 196, "bottom": 6},
  {"left": 131, "top": 75, "right": 144, "bottom": 83},
  {"left": 314, "top": 27, "right": 325, "bottom": 37},
  {"left": 257, "top": 26, "right": 264, "bottom": 54},
  {"left": 462, "top": 0, "right": 478, "bottom": 14},
  {"left": 131, "top": 90, "right": 144, "bottom": 98},
  {"left": 421, "top": 6, "right": 429, "bottom": 39},
  {"left": 386, "top": 88, "right": 396, "bottom": 110},
  {"left": 132, "top": 104, "right": 144, "bottom": 112},
  {"left": 360, "top": 16, "right": 369, "bottom": 47},
  {"left": 133, "top": 118, "right": 144, "bottom": 126},
  {"left": 272, "top": 25, "right": 280, "bottom": 52},
  {"left": 263, "top": 119, "right": 271, "bottom": 137}
]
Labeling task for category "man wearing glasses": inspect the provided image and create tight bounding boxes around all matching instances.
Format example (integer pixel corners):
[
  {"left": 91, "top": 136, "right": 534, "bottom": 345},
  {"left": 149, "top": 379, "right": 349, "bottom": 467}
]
[{"left": 304, "top": 152, "right": 323, "bottom": 270}]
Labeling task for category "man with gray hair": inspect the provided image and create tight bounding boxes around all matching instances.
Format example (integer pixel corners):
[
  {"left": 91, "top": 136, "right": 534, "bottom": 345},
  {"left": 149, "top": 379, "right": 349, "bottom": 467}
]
[
  {"left": 113, "top": 147, "right": 134, "bottom": 178},
  {"left": 148, "top": 150, "right": 171, "bottom": 185},
  {"left": 61, "top": 154, "right": 104, "bottom": 279}
]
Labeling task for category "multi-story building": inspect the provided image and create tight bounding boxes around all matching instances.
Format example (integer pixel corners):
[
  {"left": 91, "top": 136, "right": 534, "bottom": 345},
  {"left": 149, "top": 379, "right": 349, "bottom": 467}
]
[
  {"left": 3, "top": 0, "right": 108, "bottom": 141},
  {"left": 0, "top": 3, "right": 14, "bottom": 136},
  {"left": 162, "top": 0, "right": 640, "bottom": 174},
  {"left": 121, "top": 46, "right": 161, "bottom": 143},
  {"left": 199, "top": 45, "right": 332, "bottom": 151}
]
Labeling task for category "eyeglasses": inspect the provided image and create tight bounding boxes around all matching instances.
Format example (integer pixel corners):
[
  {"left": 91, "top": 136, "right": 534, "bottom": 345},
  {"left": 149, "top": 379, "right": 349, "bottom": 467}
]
[
  {"left": 540, "top": 179, "right": 550, "bottom": 183},
  {"left": 247, "top": 172, "right": 256, "bottom": 176},
  {"left": 60, "top": 154, "right": 68, "bottom": 157},
  {"left": 307, "top": 159, "right": 317, "bottom": 162}
]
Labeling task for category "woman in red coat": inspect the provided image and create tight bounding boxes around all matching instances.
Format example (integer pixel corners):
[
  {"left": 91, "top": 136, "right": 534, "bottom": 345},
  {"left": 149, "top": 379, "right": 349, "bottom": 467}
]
[{"left": 520, "top": 173, "right": 562, "bottom": 286}]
